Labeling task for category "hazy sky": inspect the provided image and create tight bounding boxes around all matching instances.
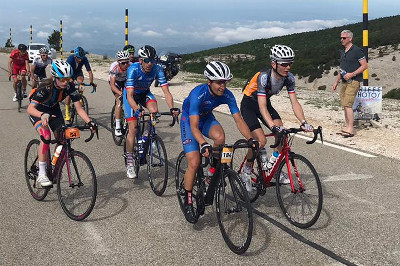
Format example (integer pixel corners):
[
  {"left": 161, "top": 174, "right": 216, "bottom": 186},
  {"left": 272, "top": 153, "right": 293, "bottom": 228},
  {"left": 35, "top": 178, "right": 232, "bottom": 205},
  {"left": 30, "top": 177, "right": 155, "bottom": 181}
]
[{"left": 1, "top": 0, "right": 399, "bottom": 55}]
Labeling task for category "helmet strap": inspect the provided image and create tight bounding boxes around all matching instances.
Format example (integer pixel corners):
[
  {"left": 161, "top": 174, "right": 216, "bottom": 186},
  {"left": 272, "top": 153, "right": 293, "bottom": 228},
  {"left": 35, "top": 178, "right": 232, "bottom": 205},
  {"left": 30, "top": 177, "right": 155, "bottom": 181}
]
[
  {"left": 272, "top": 60, "right": 285, "bottom": 78},
  {"left": 208, "top": 82, "right": 218, "bottom": 96}
]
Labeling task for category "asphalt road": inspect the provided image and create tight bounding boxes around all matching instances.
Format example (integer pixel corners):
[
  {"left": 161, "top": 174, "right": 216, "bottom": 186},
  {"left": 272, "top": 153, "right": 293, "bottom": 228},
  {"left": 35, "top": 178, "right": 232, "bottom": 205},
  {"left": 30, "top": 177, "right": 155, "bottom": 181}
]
[{"left": 0, "top": 57, "right": 399, "bottom": 265}]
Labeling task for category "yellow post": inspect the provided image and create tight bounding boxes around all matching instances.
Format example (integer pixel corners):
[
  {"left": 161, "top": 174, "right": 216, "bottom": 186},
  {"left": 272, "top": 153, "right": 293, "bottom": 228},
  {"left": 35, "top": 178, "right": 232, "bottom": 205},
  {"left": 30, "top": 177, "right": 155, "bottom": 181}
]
[
  {"left": 125, "top": 9, "right": 129, "bottom": 46},
  {"left": 60, "top": 20, "right": 63, "bottom": 59},
  {"left": 363, "top": 0, "right": 369, "bottom": 85}
]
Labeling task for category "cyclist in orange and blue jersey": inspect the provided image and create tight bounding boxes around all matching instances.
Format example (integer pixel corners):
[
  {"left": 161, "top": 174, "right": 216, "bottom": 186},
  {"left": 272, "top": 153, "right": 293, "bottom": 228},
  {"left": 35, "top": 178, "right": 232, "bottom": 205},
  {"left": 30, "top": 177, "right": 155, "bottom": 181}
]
[
  {"left": 64, "top": 46, "right": 96, "bottom": 122},
  {"left": 180, "top": 61, "right": 257, "bottom": 224},
  {"left": 27, "top": 60, "right": 97, "bottom": 187},
  {"left": 124, "top": 45, "right": 179, "bottom": 179},
  {"left": 8, "top": 44, "right": 30, "bottom": 101}
]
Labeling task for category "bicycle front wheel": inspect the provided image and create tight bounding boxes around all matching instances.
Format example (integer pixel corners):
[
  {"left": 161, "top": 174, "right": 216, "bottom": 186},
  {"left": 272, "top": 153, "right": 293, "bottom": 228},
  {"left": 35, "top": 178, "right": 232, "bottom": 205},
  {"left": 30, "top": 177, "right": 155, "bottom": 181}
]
[
  {"left": 276, "top": 153, "right": 323, "bottom": 228},
  {"left": 146, "top": 135, "right": 168, "bottom": 196},
  {"left": 216, "top": 169, "right": 253, "bottom": 255},
  {"left": 17, "top": 82, "right": 22, "bottom": 112},
  {"left": 24, "top": 139, "right": 50, "bottom": 200},
  {"left": 57, "top": 150, "right": 97, "bottom": 221}
]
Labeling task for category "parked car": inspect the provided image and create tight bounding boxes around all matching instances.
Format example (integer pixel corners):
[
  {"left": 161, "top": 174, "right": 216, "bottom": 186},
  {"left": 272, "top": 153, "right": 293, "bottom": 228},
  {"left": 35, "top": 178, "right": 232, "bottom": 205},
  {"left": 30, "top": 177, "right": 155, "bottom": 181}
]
[{"left": 28, "top": 43, "right": 55, "bottom": 62}]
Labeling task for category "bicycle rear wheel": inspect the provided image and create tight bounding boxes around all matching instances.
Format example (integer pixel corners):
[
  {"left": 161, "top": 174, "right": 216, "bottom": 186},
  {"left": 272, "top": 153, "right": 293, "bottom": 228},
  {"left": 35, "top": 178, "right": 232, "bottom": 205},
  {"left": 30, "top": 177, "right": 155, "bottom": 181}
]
[
  {"left": 175, "top": 151, "right": 205, "bottom": 220},
  {"left": 73, "top": 95, "right": 89, "bottom": 126},
  {"left": 24, "top": 139, "right": 50, "bottom": 200},
  {"left": 216, "top": 169, "right": 253, "bottom": 254},
  {"left": 111, "top": 104, "right": 125, "bottom": 146},
  {"left": 276, "top": 153, "right": 323, "bottom": 228},
  {"left": 231, "top": 146, "right": 261, "bottom": 203},
  {"left": 146, "top": 135, "right": 168, "bottom": 196},
  {"left": 57, "top": 150, "right": 97, "bottom": 221}
]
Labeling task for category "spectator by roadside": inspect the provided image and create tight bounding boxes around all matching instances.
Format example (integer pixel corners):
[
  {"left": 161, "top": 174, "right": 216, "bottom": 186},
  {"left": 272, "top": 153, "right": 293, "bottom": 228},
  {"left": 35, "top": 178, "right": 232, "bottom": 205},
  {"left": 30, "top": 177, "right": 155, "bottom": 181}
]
[{"left": 332, "top": 29, "right": 368, "bottom": 138}]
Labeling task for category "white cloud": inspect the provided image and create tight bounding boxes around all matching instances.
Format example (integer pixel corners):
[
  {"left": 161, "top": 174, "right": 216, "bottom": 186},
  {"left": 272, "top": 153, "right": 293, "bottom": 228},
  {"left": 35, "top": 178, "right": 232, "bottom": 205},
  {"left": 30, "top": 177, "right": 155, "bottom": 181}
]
[
  {"left": 137, "top": 29, "right": 162, "bottom": 37},
  {"left": 72, "top": 32, "right": 85, "bottom": 38},
  {"left": 201, "top": 19, "right": 351, "bottom": 43},
  {"left": 37, "top": 31, "right": 50, "bottom": 38},
  {"left": 71, "top": 22, "right": 83, "bottom": 29},
  {"left": 165, "top": 28, "right": 179, "bottom": 35}
]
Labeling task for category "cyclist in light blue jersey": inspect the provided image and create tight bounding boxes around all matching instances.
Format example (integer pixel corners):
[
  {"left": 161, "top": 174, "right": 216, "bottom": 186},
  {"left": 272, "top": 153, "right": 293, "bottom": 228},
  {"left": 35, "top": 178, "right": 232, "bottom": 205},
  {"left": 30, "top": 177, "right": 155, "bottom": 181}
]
[
  {"left": 124, "top": 45, "right": 180, "bottom": 179},
  {"left": 179, "top": 61, "right": 257, "bottom": 224}
]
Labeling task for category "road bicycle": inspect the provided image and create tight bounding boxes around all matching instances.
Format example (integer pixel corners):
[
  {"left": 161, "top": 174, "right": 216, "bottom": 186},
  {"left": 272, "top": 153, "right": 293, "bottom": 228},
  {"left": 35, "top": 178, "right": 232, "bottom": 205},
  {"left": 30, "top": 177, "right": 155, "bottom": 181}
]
[
  {"left": 69, "top": 82, "right": 96, "bottom": 126},
  {"left": 24, "top": 124, "right": 99, "bottom": 221},
  {"left": 175, "top": 140, "right": 255, "bottom": 254},
  {"left": 232, "top": 126, "right": 323, "bottom": 228},
  {"left": 123, "top": 110, "right": 178, "bottom": 196},
  {"left": 110, "top": 96, "right": 126, "bottom": 146}
]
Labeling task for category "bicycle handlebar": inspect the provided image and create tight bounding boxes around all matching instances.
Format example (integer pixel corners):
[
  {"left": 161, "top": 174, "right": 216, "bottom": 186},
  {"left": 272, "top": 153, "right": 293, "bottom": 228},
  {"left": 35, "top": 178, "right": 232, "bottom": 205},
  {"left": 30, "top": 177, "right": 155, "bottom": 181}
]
[
  {"left": 201, "top": 139, "right": 257, "bottom": 168},
  {"left": 141, "top": 111, "right": 179, "bottom": 127},
  {"left": 270, "top": 126, "right": 323, "bottom": 148},
  {"left": 40, "top": 124, "right": 98, "bottom": 144}
]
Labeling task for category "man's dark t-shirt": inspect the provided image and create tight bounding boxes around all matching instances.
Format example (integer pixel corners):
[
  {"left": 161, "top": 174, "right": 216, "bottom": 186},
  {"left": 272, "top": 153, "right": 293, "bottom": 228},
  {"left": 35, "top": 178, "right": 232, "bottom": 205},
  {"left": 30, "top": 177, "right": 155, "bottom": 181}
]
[{"left": 339, "top": 44, "right": 365, "bottom": 82}]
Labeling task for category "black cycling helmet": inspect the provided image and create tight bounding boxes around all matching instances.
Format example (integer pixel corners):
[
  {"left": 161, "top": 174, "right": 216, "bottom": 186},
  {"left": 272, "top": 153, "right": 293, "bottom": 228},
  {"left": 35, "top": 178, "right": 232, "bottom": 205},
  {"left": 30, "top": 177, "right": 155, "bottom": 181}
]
[
  {"left": 138, "top": 45, "right": 157, "bottom": 59},
  {"left": 123, "top": 44, "right": 135, "bottom": 54},
  {"left": 18, "top": 44, "right": 27, "bottom": 51}
]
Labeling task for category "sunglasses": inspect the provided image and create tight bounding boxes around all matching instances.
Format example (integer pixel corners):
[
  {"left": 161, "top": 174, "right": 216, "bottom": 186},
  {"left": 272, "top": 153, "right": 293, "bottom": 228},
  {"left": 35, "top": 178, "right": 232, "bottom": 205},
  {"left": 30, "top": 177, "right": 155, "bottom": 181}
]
[
  {"left": 142, "top": 58, "right": 155, "bottom": 64},
  {"left": 57, "top": 77, "right": 70, "bottom": 82},
  {"left": 278, "top": 62, "right": 292, "bottom": 67},
  {"left": 340, "top": 37, "right": 348, "bottom": 40},
  {"left": 119, "top": 61, "right": 129, "bottom": 65}
]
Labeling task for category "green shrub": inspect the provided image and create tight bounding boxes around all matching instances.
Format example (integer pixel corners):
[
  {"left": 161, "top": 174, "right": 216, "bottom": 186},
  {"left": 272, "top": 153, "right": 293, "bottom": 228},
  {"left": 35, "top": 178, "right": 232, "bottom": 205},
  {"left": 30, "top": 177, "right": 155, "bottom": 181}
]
[
  {"left": 333, "top": 70, "right": 338, "bottom": 76},
  {"left": 375, "top": 78, "right": 380, "bottom": 81},
  {"left": 371, "top": 73, "right": 377, "bottom": 77},
  {"left": 383, "top": 88, "right": 400, "bottom": 99},
  {"left": 102, "top": 54, "right": 108, "bottom": 60},
  {"left": 392, "top": 56, "right": 396, "bottom": 61},
  {"left": 318, "top": 85, "right": 327, "bottom": 90}
]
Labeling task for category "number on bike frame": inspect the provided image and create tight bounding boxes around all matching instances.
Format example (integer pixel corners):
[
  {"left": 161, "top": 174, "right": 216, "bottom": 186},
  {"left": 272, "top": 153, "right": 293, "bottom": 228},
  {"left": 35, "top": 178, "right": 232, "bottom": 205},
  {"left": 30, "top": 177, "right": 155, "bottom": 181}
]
[
  {"left": 221, "top": 146, "right": 233, "bottom": 164},
  {"left": 65, "top": 127, "right": 80, "bottom": 139}
]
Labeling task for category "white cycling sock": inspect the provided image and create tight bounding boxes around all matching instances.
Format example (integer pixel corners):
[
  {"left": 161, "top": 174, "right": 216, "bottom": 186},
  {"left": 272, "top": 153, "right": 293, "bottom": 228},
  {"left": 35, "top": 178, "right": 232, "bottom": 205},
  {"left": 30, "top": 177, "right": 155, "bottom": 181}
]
[
  {"left": 116, "top": 119, "right": 121, "bottom": 129},
  {"left": 38, "top": 161, "right": 46, "bottom": 176}
]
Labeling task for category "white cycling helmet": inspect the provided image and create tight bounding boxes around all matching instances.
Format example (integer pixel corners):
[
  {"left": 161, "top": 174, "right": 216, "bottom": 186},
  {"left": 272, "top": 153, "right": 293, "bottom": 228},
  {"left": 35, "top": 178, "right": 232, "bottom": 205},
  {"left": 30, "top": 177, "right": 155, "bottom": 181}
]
[
  {"left": 204, "top": 61, "right": 233, "bottom": 81},
  {"left": 270, "top": 45, "right": 295, "bottom": 63},
  {"left": 39, "top": 46, "right": 49, "bottom": 55},
  {"left": 51, "top": 59, "right": 73, "bottom": 78},
  {"left": 116, "top": 50, "right": 130, "bottom": 61}
]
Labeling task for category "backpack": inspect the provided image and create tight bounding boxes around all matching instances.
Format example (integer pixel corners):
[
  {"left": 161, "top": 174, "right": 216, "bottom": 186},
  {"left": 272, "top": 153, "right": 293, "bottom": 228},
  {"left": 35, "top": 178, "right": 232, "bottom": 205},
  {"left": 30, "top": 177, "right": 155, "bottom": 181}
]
[{"left": 242, "top": 68, "right": 289, "bottom": 96}]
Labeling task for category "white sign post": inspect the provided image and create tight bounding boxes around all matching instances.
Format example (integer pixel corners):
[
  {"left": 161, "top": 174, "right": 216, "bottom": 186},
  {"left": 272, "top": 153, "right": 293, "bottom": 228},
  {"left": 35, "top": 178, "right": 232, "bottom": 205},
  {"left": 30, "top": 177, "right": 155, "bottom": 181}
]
[{"left": 353, "top": 86, "right": 382, "bottom": 121}]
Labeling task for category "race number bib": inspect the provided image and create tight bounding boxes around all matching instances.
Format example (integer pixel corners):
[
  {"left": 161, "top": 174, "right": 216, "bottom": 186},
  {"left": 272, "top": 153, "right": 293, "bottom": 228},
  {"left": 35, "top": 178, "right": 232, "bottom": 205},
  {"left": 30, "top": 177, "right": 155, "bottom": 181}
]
[{"left": 221, "top": 146, "right": 233, "bottom": 164}]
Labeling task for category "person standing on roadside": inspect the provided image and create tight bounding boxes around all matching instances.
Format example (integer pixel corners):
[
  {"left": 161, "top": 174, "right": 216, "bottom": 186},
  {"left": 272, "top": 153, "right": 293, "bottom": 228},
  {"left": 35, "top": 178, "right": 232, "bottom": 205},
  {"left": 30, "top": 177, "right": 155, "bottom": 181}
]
[{"left": 332, "top": 30, "right": 368, "bottom": 138}]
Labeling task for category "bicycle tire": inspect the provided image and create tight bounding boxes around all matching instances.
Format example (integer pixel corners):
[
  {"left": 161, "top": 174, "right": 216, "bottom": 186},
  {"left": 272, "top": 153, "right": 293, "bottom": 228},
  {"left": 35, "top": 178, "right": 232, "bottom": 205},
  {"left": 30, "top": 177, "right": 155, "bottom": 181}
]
[
  {"left": 17, "top": 81, "right": 22, "bottom": 112},
  {"left": 231, "top": 146, "right": 261, "bottom": 203},
  {"left": 146, "top": 135, "right": 168, "bottom": 196},
  {"left": 24, "top": 139, "right": 50, "bottom": 200},
  {"left": 73, "top": 95, "right": 89, "bottom": 126},
  {"left": 175, "top": 151, "right": 205, "bottom": 220},
  {"left": 57, "top": 150, "right": 97, "bottom": 221},
  {"left": 275, "top": 153, "right": 323, "bottom": 228},
  {"left": 111, "top": 104, "right": 124, "bottom": 146},
  {"left": 216, "top": 169, "right": 253, "bottom": 255}
]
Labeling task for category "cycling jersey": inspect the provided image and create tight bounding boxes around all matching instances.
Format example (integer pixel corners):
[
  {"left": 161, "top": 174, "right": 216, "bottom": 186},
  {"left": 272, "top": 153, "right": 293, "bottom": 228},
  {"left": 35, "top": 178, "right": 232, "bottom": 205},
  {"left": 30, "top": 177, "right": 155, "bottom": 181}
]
[
  {"left": 32, "top": 57, "right": 52, "bottom": 78},
  {"left": 30, "top": 82, "right": 81, "bottom": 108},
  {"left": 125, "top": 62, "right": 167, "bottom": 95},
  {"left": 10, "top": 49, "right": 29, "bottom": 67},
  {"left": 109, "top": 61, "right": 131, "bottom": 82},
  {"left": 66, "top": 55, "right": 91, "bottom": 79},
  {"left": 242, "top": 69, "right": 296, "bottom": 101},
  {"left": 180, "top": 83, "right": 240, "bottom": 153}
]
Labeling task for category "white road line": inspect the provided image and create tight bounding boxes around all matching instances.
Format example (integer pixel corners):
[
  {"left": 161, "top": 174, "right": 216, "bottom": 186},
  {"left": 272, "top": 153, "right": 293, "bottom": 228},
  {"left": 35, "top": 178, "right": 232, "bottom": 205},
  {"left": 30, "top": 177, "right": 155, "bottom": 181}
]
[
  {"left": 295, "top": 134, "right": 376, "bottom": 158},
  {"left": 83, "top": 223, "right": 110, "bottom": 255},
  {"left": 323, "top": 173, "right": 374, "bottom": 182},
  {"left": 340, "top": 192, "right": 396, "bottom": 214}
]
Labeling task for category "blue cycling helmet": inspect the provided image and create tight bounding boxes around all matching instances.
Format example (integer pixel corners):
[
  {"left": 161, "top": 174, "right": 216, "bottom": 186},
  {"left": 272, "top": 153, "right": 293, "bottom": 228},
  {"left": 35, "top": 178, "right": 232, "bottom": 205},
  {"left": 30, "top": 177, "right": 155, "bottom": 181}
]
[{"left": 74, "top": 46, "right": 85, "bottom": 59}]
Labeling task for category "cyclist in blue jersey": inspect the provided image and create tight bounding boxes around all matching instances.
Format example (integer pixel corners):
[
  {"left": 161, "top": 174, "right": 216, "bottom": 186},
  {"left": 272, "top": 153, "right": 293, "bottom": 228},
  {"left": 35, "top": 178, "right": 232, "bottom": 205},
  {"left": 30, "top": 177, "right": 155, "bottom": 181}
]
[
  {"left": 180, "top": 61, "right": 257, "bottom": 224},
  {"left": 64, "top": 46, "right": 96, "bottom": 122},
  {"left": 124, "top": 45, "right": 180, "bottom": 179}
]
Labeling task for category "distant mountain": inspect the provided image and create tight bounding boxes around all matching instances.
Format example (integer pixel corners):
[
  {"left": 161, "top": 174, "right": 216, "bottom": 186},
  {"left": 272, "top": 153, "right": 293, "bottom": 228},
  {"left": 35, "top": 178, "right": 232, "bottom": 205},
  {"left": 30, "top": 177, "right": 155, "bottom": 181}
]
[{"left": 181, "top": 15, "right": 400, "bottom": 81}]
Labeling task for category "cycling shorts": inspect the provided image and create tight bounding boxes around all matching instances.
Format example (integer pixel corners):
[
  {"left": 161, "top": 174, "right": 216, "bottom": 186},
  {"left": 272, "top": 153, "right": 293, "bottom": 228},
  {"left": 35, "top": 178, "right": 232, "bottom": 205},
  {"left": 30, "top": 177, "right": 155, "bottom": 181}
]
[
  {"left": 124, "top": 91, "right": 157, "bottom": 122},
  {"left": 12, "top": 65, "right": 27, "bottom": 78},
  {"left": 240, "top": 95, "right": 281, "bottom": 131},
  {"left": 29, "top": 104, "right": 65, "bottom": 132},
  {"left": 180, "top": 113, "right": 220, "bottom": 154},
  {"left": 72, "top": 69, "right": 84, "bottom": 80}
]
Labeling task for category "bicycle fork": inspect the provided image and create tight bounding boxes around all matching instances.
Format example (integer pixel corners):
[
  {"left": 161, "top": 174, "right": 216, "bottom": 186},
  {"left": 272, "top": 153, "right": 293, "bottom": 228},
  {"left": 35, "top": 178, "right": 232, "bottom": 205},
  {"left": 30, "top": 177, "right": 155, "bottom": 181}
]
[
  {"left": 286, "top": 153, "right": 305, "bottom": 193},
  {"left": 64, "top": 150, "right": 84, "bottom": 188}
]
